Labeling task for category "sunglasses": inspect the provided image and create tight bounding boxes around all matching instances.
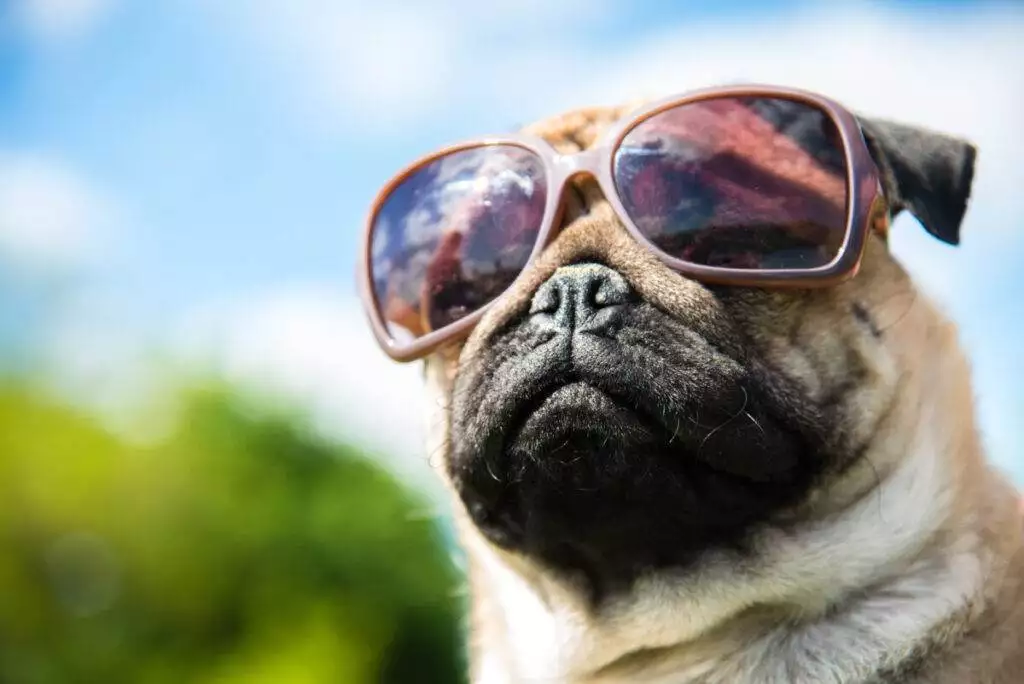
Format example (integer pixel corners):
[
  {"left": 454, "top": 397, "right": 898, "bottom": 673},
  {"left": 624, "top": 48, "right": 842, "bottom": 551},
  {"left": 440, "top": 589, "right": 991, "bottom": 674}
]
[{"left": 358, "top": 84, "right": 888, "bottom": 362}]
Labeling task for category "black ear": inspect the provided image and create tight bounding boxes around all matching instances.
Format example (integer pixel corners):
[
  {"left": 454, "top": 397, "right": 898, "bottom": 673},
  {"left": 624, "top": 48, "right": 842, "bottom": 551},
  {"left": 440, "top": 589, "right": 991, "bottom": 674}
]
[{"left": 859, "top": 118, "right": 977, "bottom": 245}]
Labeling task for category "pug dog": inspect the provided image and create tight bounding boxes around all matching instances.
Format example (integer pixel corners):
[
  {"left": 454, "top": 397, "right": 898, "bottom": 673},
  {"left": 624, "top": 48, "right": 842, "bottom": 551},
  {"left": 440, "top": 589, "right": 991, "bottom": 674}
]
[{"left": 359, "top": 86, "right": 1024, "bottom": 683}]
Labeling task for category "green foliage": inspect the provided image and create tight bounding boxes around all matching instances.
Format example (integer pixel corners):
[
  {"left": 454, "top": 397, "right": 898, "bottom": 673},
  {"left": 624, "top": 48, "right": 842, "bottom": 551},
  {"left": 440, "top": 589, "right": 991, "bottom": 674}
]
[{"left": 0, "top": 382, "right": 466, "bottom": 683}]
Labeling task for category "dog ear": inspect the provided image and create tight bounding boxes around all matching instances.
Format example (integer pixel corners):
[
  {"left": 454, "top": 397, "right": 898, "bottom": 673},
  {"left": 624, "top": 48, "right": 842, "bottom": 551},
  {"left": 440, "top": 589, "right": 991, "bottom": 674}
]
[{"left": 859, "top": 118, "right": 977, "bottom": 246}]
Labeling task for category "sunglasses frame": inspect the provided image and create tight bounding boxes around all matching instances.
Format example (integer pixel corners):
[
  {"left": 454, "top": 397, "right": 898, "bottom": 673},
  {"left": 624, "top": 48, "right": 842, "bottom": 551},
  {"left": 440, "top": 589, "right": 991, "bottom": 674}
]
[{"left": 358, "top": 83, "right": 887, "bottom": 362}]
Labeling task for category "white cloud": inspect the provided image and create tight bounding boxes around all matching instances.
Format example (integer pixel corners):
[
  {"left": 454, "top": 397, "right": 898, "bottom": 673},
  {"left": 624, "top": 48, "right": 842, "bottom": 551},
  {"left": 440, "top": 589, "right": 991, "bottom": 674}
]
[
  {"left": 41, "top": 310, "right": 178, "bottom": 446},
  {"left": 193, "top": 2, "right": 454, "bottom": 130},
  {"left": 0, "top": 153, "right": 115, "bottom": 274},
  {"left": 194, "top": 0, "right": 608, "bottom": 130},
  {"left": 14, "top": 0, "right": 115, "bottom": 43},
  {"left": 173, "top": 283, "right": 438, "bottom": 486},
  {"left": 36, "top": 281, "right": 442, "bottom": 490}
]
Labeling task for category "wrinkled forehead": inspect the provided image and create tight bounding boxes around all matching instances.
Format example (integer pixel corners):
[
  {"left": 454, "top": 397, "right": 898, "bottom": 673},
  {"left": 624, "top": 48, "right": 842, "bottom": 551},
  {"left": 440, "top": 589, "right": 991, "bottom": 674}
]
[{"left": 520, "top": 102, "right": 645, "bottom": 153}]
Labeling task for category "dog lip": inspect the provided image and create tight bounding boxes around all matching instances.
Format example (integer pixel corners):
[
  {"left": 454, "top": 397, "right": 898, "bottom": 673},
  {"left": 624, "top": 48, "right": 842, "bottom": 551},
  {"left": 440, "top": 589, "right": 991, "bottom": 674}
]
[
  {"left": 450, "top": 310, "right": 812, "bottom": 491},
  {"left": 469, "top": 334, "right": 704, "bottom": 466},
  {"left": 463, "top": 335, "right": 806, "bottom": 486},
  {"left": 506, "top": 380, "right": 655, "bottom": 449}
]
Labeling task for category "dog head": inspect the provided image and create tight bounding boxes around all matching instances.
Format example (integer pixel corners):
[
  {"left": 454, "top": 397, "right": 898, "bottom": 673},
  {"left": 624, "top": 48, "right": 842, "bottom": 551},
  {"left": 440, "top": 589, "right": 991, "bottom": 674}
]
[{"left": 417, "top": 101, "right": 979, "bottom": 675}]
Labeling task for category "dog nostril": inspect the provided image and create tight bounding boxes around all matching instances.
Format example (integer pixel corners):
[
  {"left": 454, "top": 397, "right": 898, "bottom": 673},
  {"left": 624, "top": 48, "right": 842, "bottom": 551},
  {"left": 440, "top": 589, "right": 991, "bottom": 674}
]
[
  {"left": 529, "top": 281, "right": 560, "bottom": 315},
  {"left": 593, "top": 272, "right": 632, "bottom": 307}
]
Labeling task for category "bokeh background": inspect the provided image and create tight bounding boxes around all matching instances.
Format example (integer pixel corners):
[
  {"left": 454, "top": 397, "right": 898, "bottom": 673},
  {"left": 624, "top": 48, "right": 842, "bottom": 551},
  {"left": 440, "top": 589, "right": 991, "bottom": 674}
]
[{"left": 0, "top": 0, "right": 1021, "bottom": 681}]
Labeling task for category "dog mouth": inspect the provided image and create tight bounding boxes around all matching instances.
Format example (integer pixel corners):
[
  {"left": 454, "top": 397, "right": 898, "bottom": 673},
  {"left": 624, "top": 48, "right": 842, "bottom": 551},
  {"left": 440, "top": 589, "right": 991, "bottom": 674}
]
[
  {"left": 477, "top": 347, "right": 801, "bottom": 490},
  {"left": 447, "top": 311, "right": 822, "bottom": 592},
  {"left": 506, "top": 379, "right": 660, "bottom": 459}
]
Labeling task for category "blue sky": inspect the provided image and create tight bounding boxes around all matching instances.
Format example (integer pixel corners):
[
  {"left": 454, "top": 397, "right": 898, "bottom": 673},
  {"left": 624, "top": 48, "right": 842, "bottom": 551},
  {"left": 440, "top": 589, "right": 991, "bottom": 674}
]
[{"left": 0, "top": 0, "right": 1021, "bottom": 485}]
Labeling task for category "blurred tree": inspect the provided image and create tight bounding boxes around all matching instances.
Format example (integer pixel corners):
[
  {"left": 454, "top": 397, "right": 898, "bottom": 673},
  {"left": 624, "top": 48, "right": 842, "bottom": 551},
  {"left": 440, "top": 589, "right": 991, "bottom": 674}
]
[{"left": 0, "top": 382, "right": 466, "bottom": 683}]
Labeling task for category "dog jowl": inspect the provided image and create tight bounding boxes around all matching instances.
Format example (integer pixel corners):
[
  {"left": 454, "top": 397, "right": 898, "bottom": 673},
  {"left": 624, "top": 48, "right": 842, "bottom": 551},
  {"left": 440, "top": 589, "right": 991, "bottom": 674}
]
[{"left": 359, "top": 87, "right": 1024, "bottom": 683}]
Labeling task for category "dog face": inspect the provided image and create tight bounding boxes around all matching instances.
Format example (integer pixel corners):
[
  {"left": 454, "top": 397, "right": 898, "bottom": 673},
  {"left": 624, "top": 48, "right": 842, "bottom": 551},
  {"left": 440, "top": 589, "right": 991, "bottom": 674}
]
[{"left": 419, "top": 103, "right": 978, "bottom": 656}]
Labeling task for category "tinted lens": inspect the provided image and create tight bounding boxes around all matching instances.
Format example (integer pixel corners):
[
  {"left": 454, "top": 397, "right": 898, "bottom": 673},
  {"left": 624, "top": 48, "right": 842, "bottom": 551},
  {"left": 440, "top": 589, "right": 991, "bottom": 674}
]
[
  {"left": 613, "top": 96, "right": 849, "bottom": 270},
  {"left": 369, "top": 145, "right": 547, "bottom": 341}
]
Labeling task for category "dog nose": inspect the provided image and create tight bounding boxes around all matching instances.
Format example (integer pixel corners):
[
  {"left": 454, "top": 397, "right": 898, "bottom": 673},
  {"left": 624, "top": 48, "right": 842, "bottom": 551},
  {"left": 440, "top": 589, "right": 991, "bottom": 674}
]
[{"left": 529, "top": 263, "right": 634, "bottom": 334}]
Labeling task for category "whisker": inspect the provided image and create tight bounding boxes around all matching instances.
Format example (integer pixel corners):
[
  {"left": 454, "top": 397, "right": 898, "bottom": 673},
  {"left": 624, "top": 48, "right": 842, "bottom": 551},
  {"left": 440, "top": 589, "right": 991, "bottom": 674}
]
[
  {"left": 698, "top": 386, "right": 750, "bottom": 456},
  {"left": 743, "top": 410, "right": 766, "bottom": 437},
  {"left": 877, "top": 288, "right": 918, "bottom": 333},
  {"left": 668, "top": 417, "right": 682, "bottom": 445}
]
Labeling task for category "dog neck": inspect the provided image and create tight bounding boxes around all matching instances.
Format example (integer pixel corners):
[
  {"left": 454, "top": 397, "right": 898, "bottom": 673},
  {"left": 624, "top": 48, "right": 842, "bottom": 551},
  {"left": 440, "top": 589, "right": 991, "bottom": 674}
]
[{"left": 452, "top": 342, "right": 1024, "bottom": 684}]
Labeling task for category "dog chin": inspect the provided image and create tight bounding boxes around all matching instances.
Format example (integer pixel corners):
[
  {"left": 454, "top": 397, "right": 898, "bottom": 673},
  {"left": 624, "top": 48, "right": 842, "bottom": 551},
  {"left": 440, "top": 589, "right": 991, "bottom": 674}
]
[
  {"left": 509, "top": 382, "right": 657, "bottom": 460},
  {"left": 448, "top": 316, "right": 823, "bottom": 596}
]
